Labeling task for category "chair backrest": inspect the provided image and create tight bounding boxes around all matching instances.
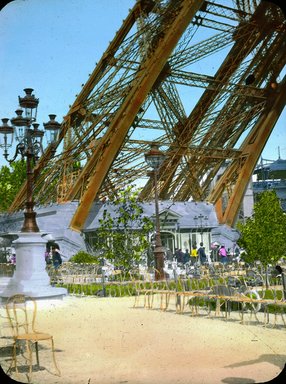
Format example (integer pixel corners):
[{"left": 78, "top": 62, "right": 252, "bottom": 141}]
[
  {"left": 211, "top": 285, "right": 236, "bottom": 296},
  {"left": 6, "top": 294, "right": 37, "bottom": 337}
]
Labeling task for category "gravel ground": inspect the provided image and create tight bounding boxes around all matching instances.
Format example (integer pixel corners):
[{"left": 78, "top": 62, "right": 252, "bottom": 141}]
[{"left": 0, "top": 295, "right": 285, "bottom": 384}]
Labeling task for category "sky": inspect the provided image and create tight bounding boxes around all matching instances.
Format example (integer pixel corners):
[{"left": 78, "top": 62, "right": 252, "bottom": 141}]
[{"left": 0, "top": 0, "right": 285, "bottom": 168}]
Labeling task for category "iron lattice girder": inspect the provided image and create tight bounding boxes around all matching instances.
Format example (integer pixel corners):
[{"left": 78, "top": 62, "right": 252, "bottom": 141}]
[
  {"left": 8, "top": 0, "right": 286, "bottom": 231},
  {"left": 210, "top": 75, "right": 286, "bottom": 225},
  {"left": 68, "top": 0, "right": 207, "bottom": 231},
  {"left": 142, "top": 1, "right": 285, "bottom": 201},
  {"left": 140, "top": 8, "right": 274, "bottom": 199},
  {"left": 168, "top": 70, "right": 267, "bottom": 98}
]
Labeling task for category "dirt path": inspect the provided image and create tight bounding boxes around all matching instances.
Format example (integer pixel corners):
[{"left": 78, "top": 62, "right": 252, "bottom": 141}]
[{"left": 1, "top": 295, "right": 285, "bottom": 384}]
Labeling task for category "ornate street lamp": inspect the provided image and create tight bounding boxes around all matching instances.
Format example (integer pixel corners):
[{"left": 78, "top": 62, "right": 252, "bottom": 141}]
[
  {"left": 0, "top": 88, "right": 61, "bottom": 232},
  {"left": 0, "top": 88, "right": 66, "bottom": 300},
  {"left": 194, "top": 213, "right": 208, "bottom": 243},
  {"left": 145, "top": 142, "right": 166, "bottom": 280}
]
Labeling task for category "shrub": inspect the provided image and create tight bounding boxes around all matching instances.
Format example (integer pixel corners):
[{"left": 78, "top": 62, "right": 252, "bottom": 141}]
[
  {"left": 57, "top": 282, "right": 137, "bottom": 297},
  {"left": 69, "top": 250, "right": 99, "bottom": 264}
]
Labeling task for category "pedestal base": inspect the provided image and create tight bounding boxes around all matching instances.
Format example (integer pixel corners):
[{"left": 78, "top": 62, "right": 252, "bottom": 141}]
[
  {"left": 0, "top": 232, "right": 67, "bottom": 300},
  {"left": 0, "top": 277, "right": 12, "bottom": 288}
]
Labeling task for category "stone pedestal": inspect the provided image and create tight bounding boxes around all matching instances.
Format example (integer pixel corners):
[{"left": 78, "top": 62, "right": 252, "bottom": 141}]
[
  {"left": 0, "top": 232, "right": 67, "bottom": 299},
  {"left": 0, "top": 277, "right": 12, "bottom": 289}
]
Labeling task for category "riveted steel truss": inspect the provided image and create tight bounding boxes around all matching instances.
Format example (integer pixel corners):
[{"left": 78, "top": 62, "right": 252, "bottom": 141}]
[{"left": 9, "top": 0, "right": 286, "bottom": 231}]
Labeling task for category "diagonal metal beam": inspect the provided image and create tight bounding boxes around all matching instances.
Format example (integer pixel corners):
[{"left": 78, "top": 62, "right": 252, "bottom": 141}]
[
  {"left": 69, "top": 0, "right": 205, "bottom": 231},
  {"left": 209, "top": 76, "right": 286, "bottom": 226}
]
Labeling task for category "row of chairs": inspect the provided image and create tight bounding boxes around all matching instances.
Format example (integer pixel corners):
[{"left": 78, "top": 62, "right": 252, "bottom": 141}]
[{"left": 133, "top": 271, "right": 286, "bottom": 327}]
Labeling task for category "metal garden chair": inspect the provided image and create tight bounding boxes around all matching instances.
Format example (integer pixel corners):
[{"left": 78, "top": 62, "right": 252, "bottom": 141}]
[{"left": 5, "top": 294, "right": 61, "bottom": 381}]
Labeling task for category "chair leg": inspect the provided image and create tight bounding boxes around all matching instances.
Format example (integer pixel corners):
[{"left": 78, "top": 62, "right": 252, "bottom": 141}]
[
  {"left": 159, "top": 292, "right": 164, "bottom": 310},
  {"left": 35, "top": 341, "right": 40, "bottom": 367},
  {"left": 26, "top": 339, "right": 33, "bottom": 382},
  {"left": 51, "top": 337, "right": 61, "bottom": 376},
  {"left": 176, "top": 293, "right": 182, "bottom": 313},
  {"left": 180, "top": 295, "right": 186, "bottom": 313},
  {"left": 164, "top": 293, "right": 169, "bottom": 311},
  {"left": 143, "top": 293, "right": 147, "bottom": 308},
  {"left": 263, "top": 305, "right": 269, "bottom": 326},
  {"left": 161, "top": 292, "right": 171, "bottom": 311},
  {"left": 215, "top": 299, "right": 221, "bottom": 316},
  {"left": 14, "top": 341, "right": 18, "bottom": 374},
  {"left": 133, "top": 293, "right": 139, "bottom": 308},
  {"left": 166, "top": 293, "right": 171, "bottom": 310},
  {"left": 5, "top": 341, "right": 17, "bottom": 376},
  {"left": 240, "top": 302, "right": 245, "bottom": 324}
]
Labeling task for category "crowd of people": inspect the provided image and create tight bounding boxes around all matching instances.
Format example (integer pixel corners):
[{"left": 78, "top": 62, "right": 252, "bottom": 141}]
[
  {"left": 6, "top": 241, "right": 239, "bottom": 270},
  {"left": 167, "top": 242, "right": 239, "bottom": 266}
]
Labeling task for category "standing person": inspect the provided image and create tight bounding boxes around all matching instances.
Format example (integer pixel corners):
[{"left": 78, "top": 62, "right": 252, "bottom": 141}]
[
  {"left": 52, "top": 246, "right": 62, "bottom": 269},
  {"left": 191, "top": 246, "right": 198, "bottom": 265},
  {"left": 183, "top": 249, "right": 190, "bottom": 264},
  {"left": 174, "top": 248, "right": 179, "bottom": 261},
  {"left": 219, "top": 245, "right": 228, "bottom": 264},
  {"left": 166, "top": 248, "right": 173, "bottom": 261},
  {"left": 45, "top": 248, "right": 52, "bottom": 265},
  {"left": 9, "top": 253, "right": 16, "bottom": 265},
  {"left": 198, "top": 242, "right": 206, "bottom": 265},
  {"left": 177, "top": 249, "right": 184, "bottom": 264},
  {"left": 210, "top": 242, "right": 219, "bottom": 262},
  {"left": 234, "top": 244, "right": 241, "bottom": 262}
]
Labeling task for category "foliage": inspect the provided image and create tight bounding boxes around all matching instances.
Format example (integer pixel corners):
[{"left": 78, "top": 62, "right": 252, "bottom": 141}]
[
  {"left": 0, "top": 158, "right": 60, "bottom": 209},
  {"left": 69, "top": 250, "right": 99, "bottom": 264},
  {"left": 0, "top": 160, "right": 26, "bottom": 211},
  {"left": 237, "top": 190, "right": 286, "bottom": 267},
  {"left": 58, "top": 282, "right": 137, "bottom": 297},
  {"left": 90, "top": 186, "right": 154, "bottom": 271},
  {"left": 0, "top": 251, "right": 9, "bottom": 263}
]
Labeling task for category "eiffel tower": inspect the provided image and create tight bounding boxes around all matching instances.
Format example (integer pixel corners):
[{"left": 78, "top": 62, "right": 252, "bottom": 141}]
[{"left": 9, "top": 0, "right": 286, "bottom": 232}]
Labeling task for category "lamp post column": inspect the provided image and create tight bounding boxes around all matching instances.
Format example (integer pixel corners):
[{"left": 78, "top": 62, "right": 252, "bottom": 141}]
[
  {"left": 22, "top": 148, "right": 39, "bottom": 233},
  {"left": 153, "top": 169, "right": 165, "bottom": 280},
  {"left": 144, "top": 142, "right": 166, "bottom": 281},
  {"left": 194, "top": 214, "right": 208, "bottom": 244}
]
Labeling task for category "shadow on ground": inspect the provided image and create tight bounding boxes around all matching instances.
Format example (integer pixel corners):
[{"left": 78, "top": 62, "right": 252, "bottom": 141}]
[
  {"left": 224, "top": 353, "right": 286, "bottom": 370},
  {"left": 223, "top": 356, "right": 286, "bottom": 384},
  {"left": 222, "top": 378, "right": 255, "bottom": 383}
]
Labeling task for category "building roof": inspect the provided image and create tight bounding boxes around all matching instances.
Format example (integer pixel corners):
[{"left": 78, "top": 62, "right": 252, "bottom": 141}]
[
  {"left": 255, "top": 158, "right": 286, "bottom": 180},
  {"left": 84, "top": 200, "right": 218, "bottom": 231}
]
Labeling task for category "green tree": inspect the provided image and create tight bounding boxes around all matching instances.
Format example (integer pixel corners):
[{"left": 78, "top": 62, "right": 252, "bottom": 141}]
[
  {"left": 237, "top": 190, "right": 286, "bottom": 267},
  {"left": 91, "top": 186, "right": 154, "bottom": 270},
  {"left": 0, "top": 160, "right": 26, "bottom": 212}
]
